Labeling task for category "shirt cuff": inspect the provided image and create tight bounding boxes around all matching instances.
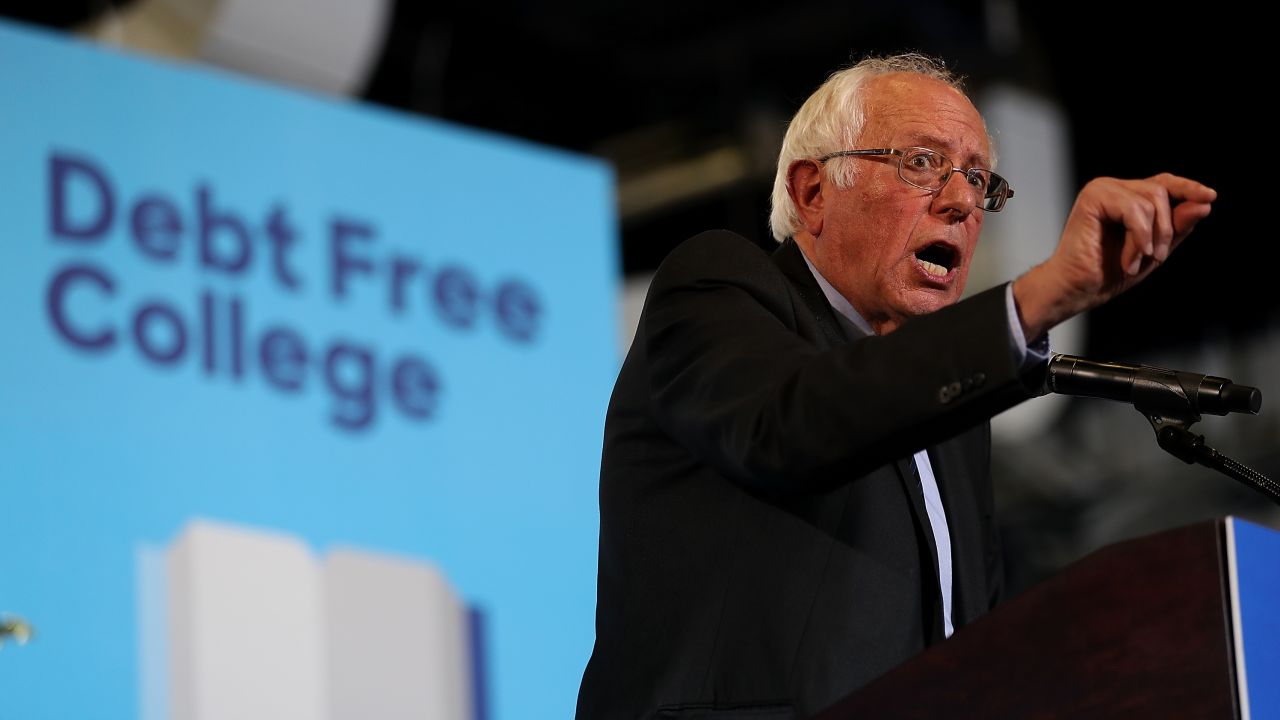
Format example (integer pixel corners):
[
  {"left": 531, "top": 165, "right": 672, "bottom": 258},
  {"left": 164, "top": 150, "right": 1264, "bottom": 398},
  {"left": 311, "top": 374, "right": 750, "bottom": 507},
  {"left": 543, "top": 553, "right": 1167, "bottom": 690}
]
[{"left": 1005, "top": 283, "right": 1050, "bottom": 369}]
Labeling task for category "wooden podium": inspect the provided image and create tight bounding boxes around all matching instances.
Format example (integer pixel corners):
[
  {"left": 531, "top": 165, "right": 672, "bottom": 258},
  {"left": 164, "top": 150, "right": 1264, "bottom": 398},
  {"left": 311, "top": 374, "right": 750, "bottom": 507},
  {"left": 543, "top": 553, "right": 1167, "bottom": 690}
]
[{"left": 818, "top": 517, "right": 1279, "bottom": 719}]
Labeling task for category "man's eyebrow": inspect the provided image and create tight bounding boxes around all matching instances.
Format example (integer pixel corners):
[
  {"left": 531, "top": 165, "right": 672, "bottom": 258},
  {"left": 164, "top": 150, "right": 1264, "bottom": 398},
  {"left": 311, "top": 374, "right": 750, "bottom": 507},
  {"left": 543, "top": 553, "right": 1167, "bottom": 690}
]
[{"left": 909, "top": 133, "right": 990, "bottom": 168}]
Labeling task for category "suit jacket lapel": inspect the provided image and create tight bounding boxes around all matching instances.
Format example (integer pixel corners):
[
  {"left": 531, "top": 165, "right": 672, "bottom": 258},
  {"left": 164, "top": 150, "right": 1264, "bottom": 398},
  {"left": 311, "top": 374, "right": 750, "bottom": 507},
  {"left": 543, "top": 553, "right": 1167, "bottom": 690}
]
[
  {"left": 926, "top": 437, "right": 984, "bottom": 627},
  {"left": 899, "top": 453, "right": 945, "bottom": 643},
  {"left": 772, "top": 239, "right": 848, "bottom": 350}
]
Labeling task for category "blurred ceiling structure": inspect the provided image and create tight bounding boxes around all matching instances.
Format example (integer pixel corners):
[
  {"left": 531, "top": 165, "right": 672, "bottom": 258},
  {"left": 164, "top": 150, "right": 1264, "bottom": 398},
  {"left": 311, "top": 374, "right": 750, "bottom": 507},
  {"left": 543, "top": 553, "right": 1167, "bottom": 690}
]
[{"left": 1, "top": 1, "right": 1270, "bottom": 358}]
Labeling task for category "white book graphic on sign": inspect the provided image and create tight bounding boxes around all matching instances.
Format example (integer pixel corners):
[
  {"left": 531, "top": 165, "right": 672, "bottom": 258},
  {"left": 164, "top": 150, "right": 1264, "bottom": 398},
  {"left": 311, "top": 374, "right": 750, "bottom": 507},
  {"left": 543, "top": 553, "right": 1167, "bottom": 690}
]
[
  {"left": 167, "top": 522, "right": 328, "bottom": 720},
  {"left": 326, "top": 548, "right": 474, "bottom": 719},
  {"left": 142, "top": 520, "right": 478, "bottom": 720}
]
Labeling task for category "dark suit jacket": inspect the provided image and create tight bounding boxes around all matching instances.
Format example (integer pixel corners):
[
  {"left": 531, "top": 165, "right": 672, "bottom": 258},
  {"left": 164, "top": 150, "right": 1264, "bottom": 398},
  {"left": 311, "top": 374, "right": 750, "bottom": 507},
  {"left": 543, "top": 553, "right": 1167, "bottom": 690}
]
[{"left": 577, "top": 231, "right": 1044, "bottom": 719}]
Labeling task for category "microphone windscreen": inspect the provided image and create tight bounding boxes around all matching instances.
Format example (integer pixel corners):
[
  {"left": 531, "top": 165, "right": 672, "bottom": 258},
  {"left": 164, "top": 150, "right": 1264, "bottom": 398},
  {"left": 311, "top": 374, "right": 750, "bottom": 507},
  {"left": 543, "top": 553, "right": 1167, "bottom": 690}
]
[{"left": 1221, "top": 384, "right": 1263, "bottom": 414}]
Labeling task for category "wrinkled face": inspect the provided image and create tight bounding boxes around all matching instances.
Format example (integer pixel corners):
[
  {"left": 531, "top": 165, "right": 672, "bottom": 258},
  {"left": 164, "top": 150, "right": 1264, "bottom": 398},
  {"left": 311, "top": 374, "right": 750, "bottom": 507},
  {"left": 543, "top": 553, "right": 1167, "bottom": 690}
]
[{"left": 813, "top": 74, "right": 992, "bottom": 334}]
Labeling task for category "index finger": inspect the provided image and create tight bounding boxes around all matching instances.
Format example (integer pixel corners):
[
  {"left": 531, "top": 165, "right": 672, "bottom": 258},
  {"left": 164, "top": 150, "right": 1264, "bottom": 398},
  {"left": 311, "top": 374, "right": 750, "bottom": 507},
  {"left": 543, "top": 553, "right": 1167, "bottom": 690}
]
[{"left": 1148, "top": 173, "right": 1217, "bottom": 204}]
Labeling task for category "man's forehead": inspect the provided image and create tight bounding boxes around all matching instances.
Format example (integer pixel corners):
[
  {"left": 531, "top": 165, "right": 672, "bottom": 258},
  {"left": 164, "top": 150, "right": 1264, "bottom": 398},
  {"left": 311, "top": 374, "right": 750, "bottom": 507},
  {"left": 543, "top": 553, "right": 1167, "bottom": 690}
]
[{"left": 860, "top": 75, "right": 992, "bottom": 166}]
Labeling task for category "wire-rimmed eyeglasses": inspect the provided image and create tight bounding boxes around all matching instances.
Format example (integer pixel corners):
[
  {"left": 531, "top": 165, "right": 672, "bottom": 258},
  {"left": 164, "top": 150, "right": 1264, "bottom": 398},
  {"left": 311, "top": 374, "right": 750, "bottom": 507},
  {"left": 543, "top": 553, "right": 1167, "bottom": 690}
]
[{"left": 817, "top": 147, "right": 1015, "bottom": 212}]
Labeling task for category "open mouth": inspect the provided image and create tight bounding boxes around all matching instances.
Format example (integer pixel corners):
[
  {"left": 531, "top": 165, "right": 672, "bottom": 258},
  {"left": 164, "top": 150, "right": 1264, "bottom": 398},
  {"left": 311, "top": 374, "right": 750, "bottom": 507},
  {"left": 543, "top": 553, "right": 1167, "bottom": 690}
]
[{"left": 914, "top": 243, "right": 958, "bottom": 279}]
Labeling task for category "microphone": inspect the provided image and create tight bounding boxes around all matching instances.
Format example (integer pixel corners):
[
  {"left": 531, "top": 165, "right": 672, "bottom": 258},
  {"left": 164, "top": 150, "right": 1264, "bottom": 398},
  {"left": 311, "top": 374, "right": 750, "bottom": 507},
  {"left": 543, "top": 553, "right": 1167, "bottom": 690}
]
[{"left": 1044, "top": 353, "right": 1262, "bottom": 418}]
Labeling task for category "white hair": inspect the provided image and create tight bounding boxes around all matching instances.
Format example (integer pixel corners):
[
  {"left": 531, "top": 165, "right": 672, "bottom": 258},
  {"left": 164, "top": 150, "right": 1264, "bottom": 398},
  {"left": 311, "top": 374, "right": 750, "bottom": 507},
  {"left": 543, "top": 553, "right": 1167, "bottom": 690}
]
[{"left": 768, "top": 53, "right": 975, "bottom": 242}]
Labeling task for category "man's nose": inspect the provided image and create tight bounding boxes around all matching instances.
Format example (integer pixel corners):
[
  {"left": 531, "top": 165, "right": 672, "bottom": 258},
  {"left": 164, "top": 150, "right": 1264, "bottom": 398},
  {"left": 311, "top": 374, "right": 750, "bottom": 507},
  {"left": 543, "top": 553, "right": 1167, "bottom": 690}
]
[{"left": 933, "top": 170, "right": 980, "bottom": 219}]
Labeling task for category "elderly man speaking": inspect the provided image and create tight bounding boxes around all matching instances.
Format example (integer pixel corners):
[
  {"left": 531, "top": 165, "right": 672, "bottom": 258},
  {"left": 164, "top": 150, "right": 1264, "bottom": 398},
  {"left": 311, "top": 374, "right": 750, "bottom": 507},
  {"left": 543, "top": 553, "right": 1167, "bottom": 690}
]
[{"left": 576, "top": 53, "right": 1214, "bottom": 719}]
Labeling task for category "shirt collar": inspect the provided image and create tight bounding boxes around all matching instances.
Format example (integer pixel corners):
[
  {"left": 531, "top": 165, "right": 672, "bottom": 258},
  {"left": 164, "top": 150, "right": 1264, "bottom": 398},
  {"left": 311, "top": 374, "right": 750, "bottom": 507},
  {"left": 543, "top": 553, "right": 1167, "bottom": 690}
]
[{"left": 798, "top": 246, "right": 877, "bottom": 338}]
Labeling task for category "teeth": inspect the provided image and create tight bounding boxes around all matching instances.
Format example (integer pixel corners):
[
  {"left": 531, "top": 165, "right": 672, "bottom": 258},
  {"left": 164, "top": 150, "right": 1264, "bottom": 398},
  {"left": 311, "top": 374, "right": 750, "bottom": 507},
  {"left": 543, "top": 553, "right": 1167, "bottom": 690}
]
[{"left": 919, "top": 259, "right": 948, "bottom": 277}]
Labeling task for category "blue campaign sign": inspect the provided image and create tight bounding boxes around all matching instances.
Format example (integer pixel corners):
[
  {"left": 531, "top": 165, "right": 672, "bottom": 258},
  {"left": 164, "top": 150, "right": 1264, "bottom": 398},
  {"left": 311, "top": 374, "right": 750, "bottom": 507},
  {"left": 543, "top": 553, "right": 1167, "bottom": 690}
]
[
  {"left": 1233, "top": 518, "right": 1280, "bottom": 720},
  {"left": 0, "top": 19, "right": 616, "bottom": 719}
]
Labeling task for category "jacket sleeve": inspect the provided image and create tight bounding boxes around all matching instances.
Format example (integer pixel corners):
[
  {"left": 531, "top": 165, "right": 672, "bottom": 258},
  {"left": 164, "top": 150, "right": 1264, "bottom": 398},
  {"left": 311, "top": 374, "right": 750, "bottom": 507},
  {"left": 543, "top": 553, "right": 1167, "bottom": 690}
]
[{"left": 641, "top": 230, "right": 1045, "bottom": 495}]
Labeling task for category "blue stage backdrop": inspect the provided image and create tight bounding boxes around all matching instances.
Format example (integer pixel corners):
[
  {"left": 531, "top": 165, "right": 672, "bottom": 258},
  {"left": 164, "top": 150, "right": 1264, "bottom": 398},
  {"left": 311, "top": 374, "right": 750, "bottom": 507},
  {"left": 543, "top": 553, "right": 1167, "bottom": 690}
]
[{"left": 0, "top": 19, "right": 617, "bottom": 719}]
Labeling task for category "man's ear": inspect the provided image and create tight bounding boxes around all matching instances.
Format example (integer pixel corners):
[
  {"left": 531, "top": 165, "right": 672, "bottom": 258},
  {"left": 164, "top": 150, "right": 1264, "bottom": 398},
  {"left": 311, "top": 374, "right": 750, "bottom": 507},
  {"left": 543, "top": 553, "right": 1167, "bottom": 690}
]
[{"left": 787, "top": 159, "right": 825, "bottom": 237}]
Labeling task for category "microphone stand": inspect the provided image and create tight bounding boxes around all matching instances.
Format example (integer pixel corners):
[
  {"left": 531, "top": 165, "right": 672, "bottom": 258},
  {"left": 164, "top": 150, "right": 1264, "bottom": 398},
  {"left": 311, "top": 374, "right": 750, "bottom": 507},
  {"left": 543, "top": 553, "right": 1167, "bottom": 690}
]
[
  {"left": 1047, "top": 352, "right": 1277, "bottom": 504},
  {"left": 1138, "top": 405, "right": 1280, "bottom": 506}
]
